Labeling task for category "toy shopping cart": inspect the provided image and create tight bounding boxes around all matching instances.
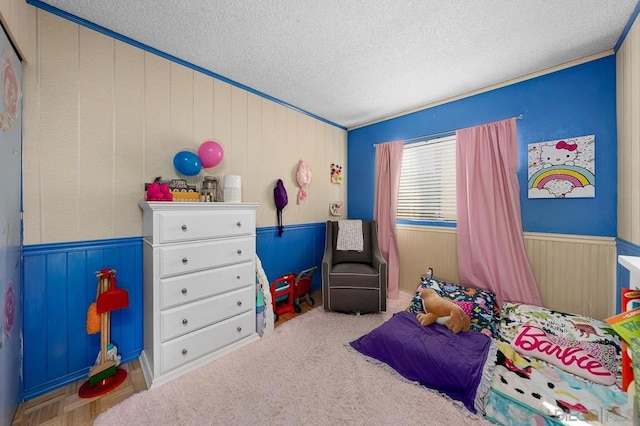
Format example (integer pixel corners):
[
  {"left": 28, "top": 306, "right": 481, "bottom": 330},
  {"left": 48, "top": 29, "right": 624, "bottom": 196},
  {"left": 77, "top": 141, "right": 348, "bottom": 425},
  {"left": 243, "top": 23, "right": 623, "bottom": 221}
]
[
  {"left": 270, "top": 273, "right": 296, "bottom": 321},
  {"left": 293, "top": 266, "right": 316, "bottom": 313}
]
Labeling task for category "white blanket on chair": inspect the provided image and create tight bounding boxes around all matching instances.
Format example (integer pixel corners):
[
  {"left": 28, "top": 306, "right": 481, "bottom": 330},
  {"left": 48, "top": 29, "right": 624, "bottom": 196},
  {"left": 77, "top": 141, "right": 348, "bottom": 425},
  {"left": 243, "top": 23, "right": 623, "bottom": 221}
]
[{"left": 337, "top": 220, "right": 364, "bottom": 251}]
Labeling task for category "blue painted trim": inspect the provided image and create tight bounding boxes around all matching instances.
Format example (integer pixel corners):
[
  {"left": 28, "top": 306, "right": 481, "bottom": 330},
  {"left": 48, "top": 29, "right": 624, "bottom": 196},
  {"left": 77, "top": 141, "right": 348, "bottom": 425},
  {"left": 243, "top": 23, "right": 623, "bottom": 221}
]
[
  {"left": 23, "top": 236, "right": 143, "bottom": 254},
  {"left": 257, "top": 222, "right": 326, "bottom": 235},
  {"left": 615, "top": 1, "right": 640, "bottom": 52},
  {"left": 396, "top": 219, "right": 456, "bottom": 228},
  {"left": 25, "top": 0, "right": 346, "bottom": 131},
  {"left": 617, "top": 239, "right": 640, "bottom": 253}
]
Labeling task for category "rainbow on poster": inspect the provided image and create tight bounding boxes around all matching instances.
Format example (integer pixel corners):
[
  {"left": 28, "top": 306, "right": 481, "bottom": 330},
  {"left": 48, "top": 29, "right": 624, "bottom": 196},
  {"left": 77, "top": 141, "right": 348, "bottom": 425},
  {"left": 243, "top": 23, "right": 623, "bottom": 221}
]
[{"left": 529, "top": 165, "right": 595, "bottom": 190}]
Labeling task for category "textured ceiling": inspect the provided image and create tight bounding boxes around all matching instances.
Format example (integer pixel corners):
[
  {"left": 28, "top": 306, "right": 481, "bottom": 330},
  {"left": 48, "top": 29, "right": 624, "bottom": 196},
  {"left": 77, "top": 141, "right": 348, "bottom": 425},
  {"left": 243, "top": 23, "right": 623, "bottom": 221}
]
[{"left": 36, "top": 1, "right": 638, "bottom": 128}]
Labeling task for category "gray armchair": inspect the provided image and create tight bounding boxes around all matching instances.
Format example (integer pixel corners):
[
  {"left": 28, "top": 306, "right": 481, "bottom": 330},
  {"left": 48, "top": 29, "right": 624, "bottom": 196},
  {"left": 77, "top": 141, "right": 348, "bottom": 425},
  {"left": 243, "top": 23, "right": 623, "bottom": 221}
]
[{"left": 322, "top": 220, "right": 387, "bottom": 313}]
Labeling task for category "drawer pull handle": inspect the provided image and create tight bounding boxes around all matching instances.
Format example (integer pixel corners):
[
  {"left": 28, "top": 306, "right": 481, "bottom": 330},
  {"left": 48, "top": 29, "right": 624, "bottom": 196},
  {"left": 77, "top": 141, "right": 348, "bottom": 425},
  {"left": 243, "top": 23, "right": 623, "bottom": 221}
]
[
  {"left": 236, "top": 221, "right": 241, "bottom": 227},
  {"left": 181, "top": 288, "right": 187, "bottom": 295},
  {"left": 182, "top": 318, "right": 188, "bottom": 325},
  {"left": 182, "top": 258, "right": 188, "bottom": 264},
  {"left": 236, "top": 326, "right": 242, "bottom": 333},
  {"left": 237, "top": 301, "right": 242, "bottom": 306},
  {"left": 236, "top": 249, "right": 242, "bottom": 255},
  {"left": 182, "top": 349, "right": 188, "bottom": 356},
  {"left": 181, "top": 225, "right": 187, "bottom": 231},
  {"left": 236, "top": 275, "right": 240, "bottom": 280}
]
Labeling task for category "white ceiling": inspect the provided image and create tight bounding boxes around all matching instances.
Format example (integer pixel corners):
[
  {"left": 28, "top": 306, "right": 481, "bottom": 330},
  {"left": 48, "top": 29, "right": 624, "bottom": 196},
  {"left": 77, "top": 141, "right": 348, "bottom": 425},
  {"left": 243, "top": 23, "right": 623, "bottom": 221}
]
[{"left": 37, "top": 1, "right": 638, "bottom": 129}]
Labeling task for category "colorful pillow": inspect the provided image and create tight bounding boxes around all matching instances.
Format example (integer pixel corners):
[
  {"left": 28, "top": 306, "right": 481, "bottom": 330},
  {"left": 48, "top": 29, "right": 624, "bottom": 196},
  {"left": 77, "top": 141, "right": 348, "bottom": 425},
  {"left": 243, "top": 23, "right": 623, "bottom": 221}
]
[
  {"left": 407, "top": 278, "right": 500, "bottom": 336},
  {"left": 499, "top": 302, "right": 621, "bottom": 383},
  {"left": 546, "top": 335, "right": 618, "bottom": 375},
  {"left": 498, "top": 302, "right": 620, "bottom": 348},
  {"left": 511, "top": 325, "right": 616, "bottom": 386},
  {"left": 452, "top": 300, "right": 473, "bottom": 319}
]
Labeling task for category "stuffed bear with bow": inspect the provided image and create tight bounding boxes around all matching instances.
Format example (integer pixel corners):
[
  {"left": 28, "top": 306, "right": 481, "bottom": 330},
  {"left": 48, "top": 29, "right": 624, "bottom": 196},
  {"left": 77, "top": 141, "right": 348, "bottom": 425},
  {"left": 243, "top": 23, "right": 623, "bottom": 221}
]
[{"left": 416, "top": 288, "right": 470, "bottom": 333}]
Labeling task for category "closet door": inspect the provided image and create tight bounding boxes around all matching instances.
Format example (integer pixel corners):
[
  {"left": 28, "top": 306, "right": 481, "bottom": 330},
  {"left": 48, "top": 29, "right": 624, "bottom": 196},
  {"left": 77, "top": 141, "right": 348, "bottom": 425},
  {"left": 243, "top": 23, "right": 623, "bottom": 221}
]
[{"left": 0, "top": 21, "right": 23, "bottom": 426}]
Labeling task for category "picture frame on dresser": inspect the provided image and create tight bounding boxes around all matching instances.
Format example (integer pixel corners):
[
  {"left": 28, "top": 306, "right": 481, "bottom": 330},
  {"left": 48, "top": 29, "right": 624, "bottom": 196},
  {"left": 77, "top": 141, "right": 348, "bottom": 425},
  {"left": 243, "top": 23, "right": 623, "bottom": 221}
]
[{"left": 139, "top": 201, "right": 260, "bottom": 389}]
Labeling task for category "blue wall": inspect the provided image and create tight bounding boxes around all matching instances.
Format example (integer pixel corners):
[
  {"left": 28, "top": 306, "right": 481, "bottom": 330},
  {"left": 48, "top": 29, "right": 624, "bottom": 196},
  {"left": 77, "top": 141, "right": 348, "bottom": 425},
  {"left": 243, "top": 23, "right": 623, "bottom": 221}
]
[
  {"left": 257, "top": 223, "right": 325, "bottom": 291},
  {"left": 348, "top": 56, "right": 617, "bottom": 237},
  {"left": 21, "top": 223, "right": 326, "bottom": 400},
  {"left": 22, "top": 238, "right": 143, "bottom": 399}
]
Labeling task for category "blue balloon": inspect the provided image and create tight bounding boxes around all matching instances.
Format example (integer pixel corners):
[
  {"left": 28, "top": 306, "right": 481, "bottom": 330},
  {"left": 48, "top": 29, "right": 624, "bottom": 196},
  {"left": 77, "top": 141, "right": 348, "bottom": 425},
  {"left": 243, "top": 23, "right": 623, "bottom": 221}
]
[{"left": 173, "top": 151, "right": 202, "bottom": 176}]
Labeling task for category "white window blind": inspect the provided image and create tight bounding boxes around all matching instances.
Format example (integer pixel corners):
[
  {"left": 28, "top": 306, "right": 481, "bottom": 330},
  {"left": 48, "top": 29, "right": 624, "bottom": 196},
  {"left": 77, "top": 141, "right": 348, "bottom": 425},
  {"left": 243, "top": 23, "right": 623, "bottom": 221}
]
[{"left": 397, "top": 134, "right": 457, "bottom": 222}]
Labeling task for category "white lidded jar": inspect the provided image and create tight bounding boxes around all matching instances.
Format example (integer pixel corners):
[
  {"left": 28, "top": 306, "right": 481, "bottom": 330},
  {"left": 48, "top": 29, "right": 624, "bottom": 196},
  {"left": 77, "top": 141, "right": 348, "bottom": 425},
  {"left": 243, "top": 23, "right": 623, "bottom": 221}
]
[{"left": 223, "top": 175, "right": 241, "bottom": 202}]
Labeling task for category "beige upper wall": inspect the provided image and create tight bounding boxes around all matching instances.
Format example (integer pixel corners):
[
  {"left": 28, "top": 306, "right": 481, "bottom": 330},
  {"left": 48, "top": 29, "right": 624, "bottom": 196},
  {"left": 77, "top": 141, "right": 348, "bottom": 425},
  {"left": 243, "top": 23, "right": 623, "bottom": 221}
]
[
  {"left": 617, "top": 11, "right": 640, "bottom": 245},
  {"left": 0, "top": 0, "right": 36, "bottom": 63},
  {"left": 9, "top": 4, "right": 640, "bottom": 246},
  {"left": 20, "top": 10, "right": 347, "bottom": 245}
]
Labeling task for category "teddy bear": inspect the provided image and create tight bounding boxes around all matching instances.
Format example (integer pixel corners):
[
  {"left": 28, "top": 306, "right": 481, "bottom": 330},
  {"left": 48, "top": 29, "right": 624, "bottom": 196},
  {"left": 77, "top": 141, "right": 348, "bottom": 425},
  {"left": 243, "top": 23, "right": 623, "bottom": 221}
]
[
  {"left": 146, "top": 181, "right": 173, "bottom": 201},
  {"left": 416, "top": 288, "right": 470, "bottom": 333}
]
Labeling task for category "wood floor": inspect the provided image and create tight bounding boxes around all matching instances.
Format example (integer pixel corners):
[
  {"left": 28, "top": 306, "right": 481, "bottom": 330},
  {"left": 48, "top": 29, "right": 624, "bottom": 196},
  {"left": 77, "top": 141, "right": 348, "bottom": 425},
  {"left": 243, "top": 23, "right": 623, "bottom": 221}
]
[{"left": 11, "top": 290, "right": 322, "bottom": 426}]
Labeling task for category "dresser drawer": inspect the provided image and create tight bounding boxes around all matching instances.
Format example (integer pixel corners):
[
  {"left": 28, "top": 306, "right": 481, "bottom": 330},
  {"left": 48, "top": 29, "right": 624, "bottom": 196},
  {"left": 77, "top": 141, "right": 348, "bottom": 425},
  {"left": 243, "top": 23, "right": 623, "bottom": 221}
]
[
  {"left": 161, "top": 310, "right": 254, "bottom": 373},
  {"left": 160, "top": 237, "right": 255, "bottom": 278},
  {"left": 160, "top": 286, "right": 254, "bottom": 342},
  {"left": 160, "top": 261, "right": 253, "bottom": 309},
  {"left": 158, "top": 210, "right": 255, "bottom": 244}
]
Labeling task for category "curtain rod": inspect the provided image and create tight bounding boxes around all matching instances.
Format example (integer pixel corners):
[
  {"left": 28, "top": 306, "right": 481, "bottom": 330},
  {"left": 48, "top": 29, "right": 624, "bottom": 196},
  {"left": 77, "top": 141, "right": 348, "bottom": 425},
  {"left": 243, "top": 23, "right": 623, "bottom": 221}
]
[{"left": 373, "top": 114, "right": 524, "bottom": 147}]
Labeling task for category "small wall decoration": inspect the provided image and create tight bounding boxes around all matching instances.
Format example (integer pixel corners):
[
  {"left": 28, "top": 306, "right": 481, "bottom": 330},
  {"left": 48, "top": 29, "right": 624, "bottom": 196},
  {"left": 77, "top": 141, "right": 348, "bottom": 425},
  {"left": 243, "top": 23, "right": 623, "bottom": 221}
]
[
  {"left": 527, "top": 135, "right": 595, "bottom": 199},
  {"left": 331, "top": 163, "right": 343, "bottom": 184},
  {"left": 296, "top": 159, "right": 311, "bottom": 204},
  {"left": 329, "top": 201, "right": 343, "bottom": 216}
]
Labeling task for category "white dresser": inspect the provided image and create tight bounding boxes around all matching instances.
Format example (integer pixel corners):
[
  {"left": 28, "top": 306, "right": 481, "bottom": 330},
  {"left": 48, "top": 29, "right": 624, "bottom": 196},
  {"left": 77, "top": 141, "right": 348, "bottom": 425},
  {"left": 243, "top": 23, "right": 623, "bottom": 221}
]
[{"left": 139, "top": 201, "right": 260, "bottom": 388}]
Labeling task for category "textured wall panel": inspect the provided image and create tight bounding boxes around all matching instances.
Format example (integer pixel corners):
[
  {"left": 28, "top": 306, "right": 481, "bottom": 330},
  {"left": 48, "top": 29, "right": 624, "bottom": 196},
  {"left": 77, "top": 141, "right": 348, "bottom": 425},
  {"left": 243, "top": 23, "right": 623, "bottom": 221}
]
[
  {"left": 22, "top": 238, "right": 143, "bottom": 400},
  {"left": 524, "top": 233, "right": 616, "bottom": 320},
  {"left": 0, "top": 0, "right": 36, "bottom": 62},
  {"left": 397, "top": 225, "right": 616, "bottom": 320},
  {"left": 617, "top": 14, "right": 640, "bottom": 244},
  {"left": 114, "top": 41, "right": 145, "bottom": 237},
  {"left": 397, "top": 225, "right": 459, "bottom": 292},
  {"left": 78, "top": 27, "right": 114, "bottom": 241},
  {"left": 22, "top": 11, "right": 347, "bottom": 245}
]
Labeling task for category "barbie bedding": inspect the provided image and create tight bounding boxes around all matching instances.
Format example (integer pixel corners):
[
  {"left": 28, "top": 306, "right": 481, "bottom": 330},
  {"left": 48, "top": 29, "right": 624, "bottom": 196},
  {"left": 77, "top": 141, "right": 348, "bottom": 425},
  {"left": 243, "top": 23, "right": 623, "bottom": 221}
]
[
  {"left": 352, "top": 277, "right": 631, "bottom": 423},
  {"left": 485, "top": 303, "right": 631, "bottom": 426}
]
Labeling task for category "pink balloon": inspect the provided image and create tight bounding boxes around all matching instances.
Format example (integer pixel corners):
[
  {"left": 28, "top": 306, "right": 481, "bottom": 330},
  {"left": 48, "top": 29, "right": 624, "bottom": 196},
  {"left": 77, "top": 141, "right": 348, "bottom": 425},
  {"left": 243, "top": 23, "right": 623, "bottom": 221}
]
[{"left": 197, "top": 140, "right": 224, "bottom": 168}]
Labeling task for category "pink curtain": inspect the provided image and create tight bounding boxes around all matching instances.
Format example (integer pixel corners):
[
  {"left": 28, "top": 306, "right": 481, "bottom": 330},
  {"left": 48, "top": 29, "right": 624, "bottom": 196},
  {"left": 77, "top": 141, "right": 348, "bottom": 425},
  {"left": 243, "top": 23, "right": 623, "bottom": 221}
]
[
  {"left": 374, "top": 141, "right": 403, "bottom": 299},
  {"left": 456, "top": 118, "right": 542, "bottom": 306}
]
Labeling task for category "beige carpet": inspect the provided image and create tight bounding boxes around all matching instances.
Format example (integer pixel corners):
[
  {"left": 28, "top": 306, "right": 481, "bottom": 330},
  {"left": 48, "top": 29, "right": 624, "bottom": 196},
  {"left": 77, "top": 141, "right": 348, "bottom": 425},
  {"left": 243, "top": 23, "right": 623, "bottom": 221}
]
[{"left": 95, "top": 291, "right": 493, "bottom": 425}]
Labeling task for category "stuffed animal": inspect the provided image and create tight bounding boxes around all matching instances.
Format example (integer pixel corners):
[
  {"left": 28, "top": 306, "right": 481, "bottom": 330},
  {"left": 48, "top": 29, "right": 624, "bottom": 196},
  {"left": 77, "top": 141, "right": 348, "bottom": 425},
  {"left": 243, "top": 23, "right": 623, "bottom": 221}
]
[
  {"left": 416, "top": 288, "right": 470, "bottom": 333},
  {"left": 146, "top": 182, "right": 173, "bottom": 201}
]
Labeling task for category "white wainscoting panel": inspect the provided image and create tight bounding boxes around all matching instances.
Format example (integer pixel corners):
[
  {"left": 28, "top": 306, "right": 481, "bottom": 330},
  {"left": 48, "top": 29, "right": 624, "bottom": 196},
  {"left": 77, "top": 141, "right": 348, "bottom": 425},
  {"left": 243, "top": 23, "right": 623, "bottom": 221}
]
[{"left": 397, "top": 225, "right": 616, "bottom": 319}]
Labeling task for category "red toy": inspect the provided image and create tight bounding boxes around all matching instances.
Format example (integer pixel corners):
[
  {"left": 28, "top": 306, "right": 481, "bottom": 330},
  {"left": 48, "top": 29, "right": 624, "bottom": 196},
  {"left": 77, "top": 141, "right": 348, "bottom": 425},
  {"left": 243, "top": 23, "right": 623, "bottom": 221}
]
[{"left": 270, "top": 274, "right": 296, "bottom": 321}]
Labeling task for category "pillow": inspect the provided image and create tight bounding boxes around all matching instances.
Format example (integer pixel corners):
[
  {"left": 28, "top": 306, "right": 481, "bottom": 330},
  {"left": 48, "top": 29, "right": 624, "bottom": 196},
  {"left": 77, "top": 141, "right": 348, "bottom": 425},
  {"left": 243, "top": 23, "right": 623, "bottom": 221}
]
[
  {"left": 407, "top": 278, "right": 500, "bottom": 336},
  {"left": 452, "top": 300, "right": 473, "bottom": 319},
  {"left": 511, "top": 325, "right": 616, "bottom": 386},
  {"left": 546, "top": 335, "right": 618, "bottom": 376},
  {"left": 499, "top": 302, "right": 620, "bottom": 349}
]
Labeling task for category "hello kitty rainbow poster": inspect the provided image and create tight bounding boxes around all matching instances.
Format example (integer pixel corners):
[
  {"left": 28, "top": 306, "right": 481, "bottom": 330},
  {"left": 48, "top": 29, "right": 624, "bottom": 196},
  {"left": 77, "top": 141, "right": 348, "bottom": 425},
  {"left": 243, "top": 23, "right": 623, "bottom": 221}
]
[{"left": 527, "top": 135, "right": 595, "bottom": 199}]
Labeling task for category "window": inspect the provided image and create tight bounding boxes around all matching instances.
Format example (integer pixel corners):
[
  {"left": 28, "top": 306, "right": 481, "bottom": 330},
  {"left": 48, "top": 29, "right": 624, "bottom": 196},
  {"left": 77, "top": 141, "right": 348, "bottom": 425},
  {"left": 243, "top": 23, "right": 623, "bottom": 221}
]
[{"left": 397, "top": 134, "right": 456, "bottom": 222}]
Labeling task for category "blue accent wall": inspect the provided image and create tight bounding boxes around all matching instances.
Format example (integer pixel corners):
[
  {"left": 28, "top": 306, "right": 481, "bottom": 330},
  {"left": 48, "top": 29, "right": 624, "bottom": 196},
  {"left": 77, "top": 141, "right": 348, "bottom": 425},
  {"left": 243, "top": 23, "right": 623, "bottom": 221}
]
[
  {"left": 256, "top": 223, "right": 326, "bottom": 292},
  {"left": 21, "top": 223, "right": 326, "bottom": 400},
  {"left": 348, "top": 56, "right": 617, "bottom": 237},
  {"left": 22, "top": 238, "right": 143, "bottom": 400}
]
